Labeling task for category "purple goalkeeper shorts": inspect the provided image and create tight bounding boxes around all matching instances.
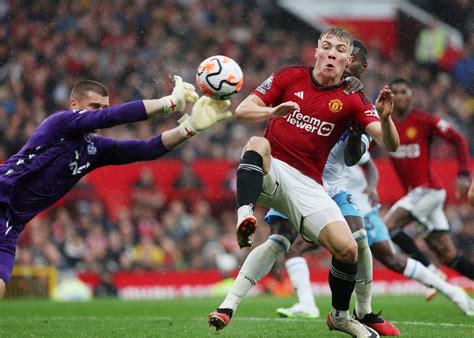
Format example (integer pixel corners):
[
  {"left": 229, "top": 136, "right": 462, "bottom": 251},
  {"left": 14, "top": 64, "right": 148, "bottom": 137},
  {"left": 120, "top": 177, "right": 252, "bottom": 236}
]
[{"left": 0, "top": 212, "right": 21, "bottom": 286}]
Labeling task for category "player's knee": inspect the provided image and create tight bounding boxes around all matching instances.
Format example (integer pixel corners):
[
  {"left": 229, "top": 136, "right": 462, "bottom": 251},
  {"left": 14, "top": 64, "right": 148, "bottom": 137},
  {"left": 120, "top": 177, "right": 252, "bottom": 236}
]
[
  {"left": 334, "top": 239, "right": 358, "bottom": 263},
  {"left": 269, "top": 219, "right": 298, "bottom": 244},
  {"left": 246, "top": 137, "right": 270, "bottom": 156}
]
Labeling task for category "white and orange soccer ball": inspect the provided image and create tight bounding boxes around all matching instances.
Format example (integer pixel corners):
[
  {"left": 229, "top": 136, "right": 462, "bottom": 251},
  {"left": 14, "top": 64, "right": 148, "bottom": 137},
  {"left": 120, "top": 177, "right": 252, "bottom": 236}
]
[{"left": 196, "top": 55, "right": 244, "bottom": 100}]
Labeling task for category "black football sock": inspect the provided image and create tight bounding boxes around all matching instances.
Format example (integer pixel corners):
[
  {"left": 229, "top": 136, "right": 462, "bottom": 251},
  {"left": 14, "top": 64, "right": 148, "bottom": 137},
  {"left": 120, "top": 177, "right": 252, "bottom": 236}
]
[
  {"left": 390, "top": 229, "right": 431, "bottom": 267},
  {"left": 449, "top": 255, "right": 474, "bottom": 280},
  {"left": 329, "top": 257, "right": 357, "bottom": 312},
  {"left": 237, "top": 150, "right": 263, "bottom": 209},
  {"left": 216, "top": 308, "right": 233, "bottom": 318}
]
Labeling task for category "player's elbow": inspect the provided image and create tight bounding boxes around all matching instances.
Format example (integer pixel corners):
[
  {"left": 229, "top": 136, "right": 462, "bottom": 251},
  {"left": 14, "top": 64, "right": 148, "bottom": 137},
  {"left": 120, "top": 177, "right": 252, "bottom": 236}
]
[{"left": 235, "top": 103, "right": 247, "bottom": 120}]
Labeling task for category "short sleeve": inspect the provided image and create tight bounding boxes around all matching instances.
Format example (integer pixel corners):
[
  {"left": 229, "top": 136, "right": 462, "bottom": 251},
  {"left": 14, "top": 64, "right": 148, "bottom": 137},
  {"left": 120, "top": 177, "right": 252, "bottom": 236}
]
[
  {"left": 252, "top": 68, "right": 289, "bottom": 106},
  {"left": 357, "top": 151, "right": 371, "bottom": 165},
  {"left": 352, "top": 93, "right": 380, "bottom": 128}
]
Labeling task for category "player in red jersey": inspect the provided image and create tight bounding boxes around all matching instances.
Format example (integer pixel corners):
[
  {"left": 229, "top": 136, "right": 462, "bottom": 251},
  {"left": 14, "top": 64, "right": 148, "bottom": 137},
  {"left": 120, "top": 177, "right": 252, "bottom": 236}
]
[
  {"left": 385, "top": 78, "right": 474, "bottom": 281},
  {"left": 208, "top": 27, "right": 399, "bottom": 337}
]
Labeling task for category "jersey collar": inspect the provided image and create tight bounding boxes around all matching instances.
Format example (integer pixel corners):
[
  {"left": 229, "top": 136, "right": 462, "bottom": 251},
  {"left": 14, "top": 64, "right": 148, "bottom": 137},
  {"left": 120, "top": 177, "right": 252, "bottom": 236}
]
[{"left": 309, "top": 68, "right": 344, "bottom": 90}]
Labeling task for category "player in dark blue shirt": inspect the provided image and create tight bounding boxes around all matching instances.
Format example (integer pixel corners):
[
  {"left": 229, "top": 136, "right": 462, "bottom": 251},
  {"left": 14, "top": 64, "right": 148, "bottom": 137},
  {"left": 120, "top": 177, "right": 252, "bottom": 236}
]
[{"left": 0, "top": 77, "right": 232, "bottom": 297}]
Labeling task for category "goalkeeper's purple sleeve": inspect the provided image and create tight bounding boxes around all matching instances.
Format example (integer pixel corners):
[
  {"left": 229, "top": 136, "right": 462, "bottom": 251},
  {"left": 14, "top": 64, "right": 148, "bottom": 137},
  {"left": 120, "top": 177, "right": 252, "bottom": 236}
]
[
  {"left": 59, "top": 101, "right": 148, "bottom": 133},
  {"left": 96, "top": 134, "right": 170, "bottom": 165}
]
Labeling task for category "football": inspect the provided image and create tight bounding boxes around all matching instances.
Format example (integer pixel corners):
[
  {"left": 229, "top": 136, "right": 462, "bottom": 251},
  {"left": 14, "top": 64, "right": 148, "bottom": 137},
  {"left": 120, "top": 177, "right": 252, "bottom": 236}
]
[{"left": 196, "top": 55, "right": 244, "bottom": 100}]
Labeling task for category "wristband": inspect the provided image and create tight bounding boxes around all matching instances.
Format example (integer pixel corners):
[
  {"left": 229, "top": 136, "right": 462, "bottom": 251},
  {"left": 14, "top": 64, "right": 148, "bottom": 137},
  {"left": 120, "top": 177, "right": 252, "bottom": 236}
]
[{"left": 158, "top": 95, "right": 178, "bottom": 115}]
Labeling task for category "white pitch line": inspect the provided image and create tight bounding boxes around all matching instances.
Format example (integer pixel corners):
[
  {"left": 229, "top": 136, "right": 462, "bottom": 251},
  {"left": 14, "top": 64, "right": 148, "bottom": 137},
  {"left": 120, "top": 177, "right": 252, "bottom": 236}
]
[{"left": 2, "top": 316, "right": 472, "bottom": 328}]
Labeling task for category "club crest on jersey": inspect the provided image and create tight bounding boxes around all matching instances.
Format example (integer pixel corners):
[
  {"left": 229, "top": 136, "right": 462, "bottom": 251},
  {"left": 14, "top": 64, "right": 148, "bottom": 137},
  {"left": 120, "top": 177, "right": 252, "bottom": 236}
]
[
  {"left": 84, "top": 137, "right": 97, "bottom": 155},
  {"left": 406, "top": 127, "right": 417, "bottom": 139},
  {"left": 256, "top": 75, "right": 274, "bottom": 94},
  {"left": 328, "top": 99, "right": 343, "bottom": 113}
]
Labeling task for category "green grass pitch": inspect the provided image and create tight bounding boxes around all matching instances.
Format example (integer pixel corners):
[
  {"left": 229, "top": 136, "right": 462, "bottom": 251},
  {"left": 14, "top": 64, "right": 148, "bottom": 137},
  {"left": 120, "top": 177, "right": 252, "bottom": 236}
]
[{"left": 1, "top": 295, "right": 472, "bottom": 337}]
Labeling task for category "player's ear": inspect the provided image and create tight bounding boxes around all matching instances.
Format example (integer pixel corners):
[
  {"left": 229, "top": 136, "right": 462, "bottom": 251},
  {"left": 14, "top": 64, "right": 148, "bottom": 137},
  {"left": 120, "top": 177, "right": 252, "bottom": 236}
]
[
  {"left": 70, "top": 98, "right": 79, "bottom": 109},
  {"left": 314, "top": 47, "right": 319, "bottom": 60},
  {"left": 362, "top": 61, "right": 368, "bottom": 72}
]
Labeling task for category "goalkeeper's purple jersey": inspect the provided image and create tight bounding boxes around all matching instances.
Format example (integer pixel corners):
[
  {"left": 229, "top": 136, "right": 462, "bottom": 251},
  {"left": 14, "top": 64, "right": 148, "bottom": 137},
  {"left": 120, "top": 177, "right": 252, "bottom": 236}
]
[{"left": 0, "top": 101, "right": 169, "bottom": 227}]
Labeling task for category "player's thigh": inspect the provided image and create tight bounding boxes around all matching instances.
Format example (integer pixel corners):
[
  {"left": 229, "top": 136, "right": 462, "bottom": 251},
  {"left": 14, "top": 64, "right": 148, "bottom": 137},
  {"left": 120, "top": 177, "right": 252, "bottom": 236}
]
[
  {"left": 317, "top": 219, "right": 357, "bottom": 263},
  {"left": 384, "top": 203, "right": 414, "bottom": 230},
  {"left": 419, "top": 201, "right": 450, "bottom": 237},
  {"left": 425, "top": 231, "right": 457, "bottom": 264},
  {"left": 289, "top": 235, "right": 319, "bottom": 256}
]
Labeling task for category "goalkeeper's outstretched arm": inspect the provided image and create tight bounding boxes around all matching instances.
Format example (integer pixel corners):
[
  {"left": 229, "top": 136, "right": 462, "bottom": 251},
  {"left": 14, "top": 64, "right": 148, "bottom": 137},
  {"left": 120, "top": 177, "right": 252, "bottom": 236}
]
[{"left": 161, "top": 96, "right": 232, "bottom": 150}]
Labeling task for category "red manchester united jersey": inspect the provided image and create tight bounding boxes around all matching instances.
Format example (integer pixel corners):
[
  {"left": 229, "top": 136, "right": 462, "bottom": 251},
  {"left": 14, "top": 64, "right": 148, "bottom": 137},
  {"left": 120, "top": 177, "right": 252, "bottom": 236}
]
[
  {"left": 252, "top": 66, "right": 379, "bottom": 184},
  {"left": 389, "top": 108, "right": 470, "bottom": 191}
]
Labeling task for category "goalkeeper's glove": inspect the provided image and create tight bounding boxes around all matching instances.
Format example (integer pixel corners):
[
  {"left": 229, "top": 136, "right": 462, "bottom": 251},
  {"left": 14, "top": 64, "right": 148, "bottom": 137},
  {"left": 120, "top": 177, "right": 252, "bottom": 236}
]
[
  {"left": 178, "top": 96, "right": 232, "bottom": 138},
  {"left": 158, "top": 75, "right": 199, "bottom": 115}
]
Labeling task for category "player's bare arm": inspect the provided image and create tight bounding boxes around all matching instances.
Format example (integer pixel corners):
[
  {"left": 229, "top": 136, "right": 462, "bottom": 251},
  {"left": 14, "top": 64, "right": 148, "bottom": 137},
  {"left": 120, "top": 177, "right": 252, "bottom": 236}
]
[
  {"left": 434, "top": 121, "right": 471, "bottom": 199},
  {"left": 361, "top": 157, "right": 380, "bottom": 207},
  {"left": 365, "top": 86, "right": 399, "bottom": 152},
  {"left": 235, "top": 94, "right": 299, "bottom": 122}
]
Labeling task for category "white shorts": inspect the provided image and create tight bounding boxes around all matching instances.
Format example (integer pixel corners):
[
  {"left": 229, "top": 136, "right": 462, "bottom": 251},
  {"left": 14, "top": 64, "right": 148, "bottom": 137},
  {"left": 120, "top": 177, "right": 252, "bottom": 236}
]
[
  {"left": 387, "top": 187, "right": 449, "bottom": 237},
  {"left": 257, "top": 157, "right": 345, "bottom": 241}
]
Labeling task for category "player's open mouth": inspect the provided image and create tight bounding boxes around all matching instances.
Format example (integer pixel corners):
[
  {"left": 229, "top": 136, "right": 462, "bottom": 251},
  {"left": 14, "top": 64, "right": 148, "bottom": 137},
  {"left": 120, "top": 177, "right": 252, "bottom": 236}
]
[{"left": 326, "top": 64, "right": 335, "bottom": 69}]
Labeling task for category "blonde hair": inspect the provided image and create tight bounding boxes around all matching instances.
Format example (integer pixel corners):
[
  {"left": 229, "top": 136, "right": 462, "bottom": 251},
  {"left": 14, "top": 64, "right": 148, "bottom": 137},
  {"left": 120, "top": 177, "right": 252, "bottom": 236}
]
[{"left": 318, "top": 27, "right": 353, "bottom": 50}]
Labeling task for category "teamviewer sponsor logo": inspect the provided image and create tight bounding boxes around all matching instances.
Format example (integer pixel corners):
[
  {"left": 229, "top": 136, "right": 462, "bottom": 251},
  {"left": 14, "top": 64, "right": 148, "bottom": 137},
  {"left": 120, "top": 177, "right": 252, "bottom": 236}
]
[{"left": 286, "top": 110, "right": 335, "bottom": 136}]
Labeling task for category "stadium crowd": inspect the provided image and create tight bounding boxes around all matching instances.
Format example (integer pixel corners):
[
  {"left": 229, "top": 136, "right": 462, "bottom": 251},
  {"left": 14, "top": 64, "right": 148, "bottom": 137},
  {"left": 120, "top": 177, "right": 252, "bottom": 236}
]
[{"left": 1, "top": 0, "right": 473, "bottom": 293}]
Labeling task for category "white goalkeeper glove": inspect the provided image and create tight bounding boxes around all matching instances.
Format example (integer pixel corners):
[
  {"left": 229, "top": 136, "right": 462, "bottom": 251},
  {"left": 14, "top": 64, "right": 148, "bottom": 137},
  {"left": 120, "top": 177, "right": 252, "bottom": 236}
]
[
  {"left": 159, "top": 75, "right": 199, "bottom": 115},
  {"left": 178, "top": 96, "right": 232, "bottom": 138}
]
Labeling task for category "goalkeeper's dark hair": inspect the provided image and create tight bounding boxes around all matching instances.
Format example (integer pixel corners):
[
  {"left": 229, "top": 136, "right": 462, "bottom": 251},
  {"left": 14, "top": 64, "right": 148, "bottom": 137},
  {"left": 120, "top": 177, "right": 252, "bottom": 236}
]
[
  {"left": 389, "top": 78, "right": 412, "bottom": 89},
  {"left": 353, "top": 39, "right": 368, "bottom": 62},
  {"left": 71, "top": 80, "right": 109, "bottom": 99}
]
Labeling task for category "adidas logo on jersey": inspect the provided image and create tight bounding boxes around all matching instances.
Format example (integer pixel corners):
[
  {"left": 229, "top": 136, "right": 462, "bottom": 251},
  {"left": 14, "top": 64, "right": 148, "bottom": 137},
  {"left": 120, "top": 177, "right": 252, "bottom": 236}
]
[{"left": 294, "top": 91, "right": 304, "bottom": 99}]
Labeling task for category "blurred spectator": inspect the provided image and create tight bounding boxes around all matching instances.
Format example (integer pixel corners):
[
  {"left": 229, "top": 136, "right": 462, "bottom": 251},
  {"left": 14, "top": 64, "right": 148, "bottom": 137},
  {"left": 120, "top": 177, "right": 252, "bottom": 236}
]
[
  {"left": 131, "top": 236, "right": 165, "bottom": 270},
  {"left": 132, "top": 167, "right": 166, "bottom": 210},
  {"left": 452, "top": 34, "right": 474, "bottom": 95},
  {"left": 415, "top": 19, "right": 448, "bottom": 74}
]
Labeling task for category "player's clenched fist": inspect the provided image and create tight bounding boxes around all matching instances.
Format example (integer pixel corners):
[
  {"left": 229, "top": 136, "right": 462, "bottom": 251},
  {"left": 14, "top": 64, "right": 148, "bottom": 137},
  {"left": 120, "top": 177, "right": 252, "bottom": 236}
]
[{"left": 270, "top": 101, "right": 300, "bottom": 118}]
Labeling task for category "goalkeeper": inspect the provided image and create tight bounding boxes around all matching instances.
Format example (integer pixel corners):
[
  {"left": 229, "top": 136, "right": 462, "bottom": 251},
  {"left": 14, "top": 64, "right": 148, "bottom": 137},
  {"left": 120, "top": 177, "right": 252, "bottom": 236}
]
[{"left": 0, "top": 76, "right": 232, "bottom": 298}]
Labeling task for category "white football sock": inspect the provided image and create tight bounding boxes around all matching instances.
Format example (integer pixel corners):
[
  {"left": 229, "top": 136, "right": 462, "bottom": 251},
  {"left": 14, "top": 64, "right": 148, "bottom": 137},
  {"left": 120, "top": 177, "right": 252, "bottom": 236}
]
[
  {"left": 285, "top": 257, "right": 318, "bottom": 312},
  {"left": 353, "top": 229, "right": 373, "bottom": 318},
  {"left": 404, "top": 258, "right": 457, "bottom": 298},
  {"left": 219, "top": 234, "right": 290, "bottom": 313}
]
